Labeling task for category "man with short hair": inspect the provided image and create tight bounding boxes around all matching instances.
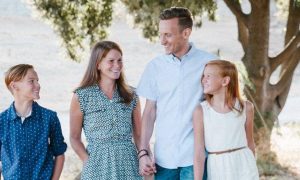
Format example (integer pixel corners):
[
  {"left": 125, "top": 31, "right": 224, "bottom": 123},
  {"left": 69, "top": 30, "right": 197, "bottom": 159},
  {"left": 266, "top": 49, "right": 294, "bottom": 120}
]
[{"left": 137, "top": 7, "right": 218, "bottom": 180}]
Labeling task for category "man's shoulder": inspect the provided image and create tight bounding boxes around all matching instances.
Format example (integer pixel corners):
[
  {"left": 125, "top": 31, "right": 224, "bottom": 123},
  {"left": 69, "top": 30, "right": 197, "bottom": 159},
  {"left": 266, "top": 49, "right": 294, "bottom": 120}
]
[
  {"left": 150, "top": 54, "right": 168, "bottom": 63},
  {"left": 193, "top": 48, "right": 218, "bottom": 59}
]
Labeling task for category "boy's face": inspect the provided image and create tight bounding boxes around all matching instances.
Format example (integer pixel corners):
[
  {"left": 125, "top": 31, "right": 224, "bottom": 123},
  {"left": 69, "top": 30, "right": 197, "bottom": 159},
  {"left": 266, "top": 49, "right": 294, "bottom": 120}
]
[{"left": 11, "top": 68, "right": 40, "bottom": 101}]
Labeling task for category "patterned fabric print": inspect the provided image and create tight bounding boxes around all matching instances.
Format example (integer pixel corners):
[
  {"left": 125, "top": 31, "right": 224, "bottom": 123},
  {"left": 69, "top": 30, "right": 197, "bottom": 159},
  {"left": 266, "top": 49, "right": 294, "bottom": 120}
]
[
  {"left": 75, "top": 85, "right": 142, "bottom": 180},
  {"left": 0, "top": 102, "right": 67, "bottom": 180}
]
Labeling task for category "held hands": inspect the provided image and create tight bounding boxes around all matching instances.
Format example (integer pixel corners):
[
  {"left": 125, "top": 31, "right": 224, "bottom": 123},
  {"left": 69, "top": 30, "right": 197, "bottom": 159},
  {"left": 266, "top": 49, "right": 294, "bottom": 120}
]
[{"left": 138, "top": 149, "right": 156, "bottom": 176}]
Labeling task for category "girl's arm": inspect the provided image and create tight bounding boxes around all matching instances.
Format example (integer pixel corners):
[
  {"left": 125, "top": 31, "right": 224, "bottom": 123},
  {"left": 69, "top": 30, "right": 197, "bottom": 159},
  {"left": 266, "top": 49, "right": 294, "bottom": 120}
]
[
  {"left": 69, "top": 94, "right": 89, "bottom": 163},
  {"left": 193, "top": 105, "right": 206, "bottom": 180},
  {"left": 245, "top": 100, "right": 256, "bottom": 156},
  {"left": 132, "top": 97, "right": 142, "bottom": 149},
  {"left": 51, "top": 154, "right": 65, "bottom": 180}
]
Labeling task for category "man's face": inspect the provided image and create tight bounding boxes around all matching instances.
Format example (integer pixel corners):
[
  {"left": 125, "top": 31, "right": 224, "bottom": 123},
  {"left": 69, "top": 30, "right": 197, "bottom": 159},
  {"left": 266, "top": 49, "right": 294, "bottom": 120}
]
[{"left": 159, "top": 18, "right": 187, "bottom": 57}]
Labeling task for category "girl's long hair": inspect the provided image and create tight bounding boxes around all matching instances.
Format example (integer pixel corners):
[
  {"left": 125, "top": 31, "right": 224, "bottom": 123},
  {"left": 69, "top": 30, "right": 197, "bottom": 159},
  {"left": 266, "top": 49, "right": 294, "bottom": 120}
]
[
  {"left": 204, "top": 60, "right": 244, "bottom": 113},
  {"left": 77, "top": 41, "right": 133, "bottom": 104}
]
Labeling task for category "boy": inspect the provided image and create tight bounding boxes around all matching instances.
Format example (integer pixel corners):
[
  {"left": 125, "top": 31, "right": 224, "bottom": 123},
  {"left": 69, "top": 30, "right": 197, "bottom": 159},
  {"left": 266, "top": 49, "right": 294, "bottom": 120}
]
[{"left": 0, "top": 64, "right": 67, "bottom": 180}]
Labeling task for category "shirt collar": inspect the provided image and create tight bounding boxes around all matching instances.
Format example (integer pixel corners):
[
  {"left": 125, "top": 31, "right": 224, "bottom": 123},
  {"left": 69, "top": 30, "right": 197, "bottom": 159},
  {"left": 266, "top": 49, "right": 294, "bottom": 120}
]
[
  {"left": 168, "top": 42, "right": 197, "bottom": 62},
  {"left": 8, "top": 101, "right": 38, "bottom": 121}
]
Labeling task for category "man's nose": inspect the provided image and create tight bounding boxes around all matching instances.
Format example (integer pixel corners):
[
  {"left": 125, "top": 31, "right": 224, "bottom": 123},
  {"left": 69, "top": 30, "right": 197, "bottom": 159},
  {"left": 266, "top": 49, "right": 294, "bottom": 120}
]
[{"left": 160, "top": 36, "right": 166, "bottom": 45}]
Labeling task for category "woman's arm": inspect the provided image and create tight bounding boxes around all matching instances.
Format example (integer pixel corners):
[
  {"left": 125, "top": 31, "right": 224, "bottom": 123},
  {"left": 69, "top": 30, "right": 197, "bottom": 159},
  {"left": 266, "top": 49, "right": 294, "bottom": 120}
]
[
  {"left": 193, "top": 105, "right": 206, "bottom": 180},
  {"left": 69, "top": 94, "right": 89, "bottom": 163},
  {"left": 51, "top": 154, "right": 65, "bottom": 180},
  {"left": 132, "top": 97, "right": 142, "bottom": 149},
  {"left": 245, "top": 100, "right": 256, "bottom": 156}
]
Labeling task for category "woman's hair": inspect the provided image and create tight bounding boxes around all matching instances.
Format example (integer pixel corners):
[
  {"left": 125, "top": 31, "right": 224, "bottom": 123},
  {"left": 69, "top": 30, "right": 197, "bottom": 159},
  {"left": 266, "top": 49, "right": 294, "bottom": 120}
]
[
  {"left": 5, "top": 64, "right": 34, "bottom": 92},
  {"left": 77, "top": 41, "right": 133, "bottom": 104},
  {"left": 204, "top": 60, "right": 244, "bottom": 113}
]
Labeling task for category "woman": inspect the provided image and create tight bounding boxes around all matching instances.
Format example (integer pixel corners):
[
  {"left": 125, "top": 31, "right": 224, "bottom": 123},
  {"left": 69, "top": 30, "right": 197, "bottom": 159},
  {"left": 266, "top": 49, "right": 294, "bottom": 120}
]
[{"left": 69, "top": 41, "right": 142, "bottom": 179}]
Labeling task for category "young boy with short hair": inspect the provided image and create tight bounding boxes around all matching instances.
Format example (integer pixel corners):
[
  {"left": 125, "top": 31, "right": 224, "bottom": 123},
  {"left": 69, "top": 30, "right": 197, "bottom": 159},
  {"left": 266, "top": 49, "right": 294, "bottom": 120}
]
[{"left": 0, "top": 64, "right": 67, "bottom": 180}]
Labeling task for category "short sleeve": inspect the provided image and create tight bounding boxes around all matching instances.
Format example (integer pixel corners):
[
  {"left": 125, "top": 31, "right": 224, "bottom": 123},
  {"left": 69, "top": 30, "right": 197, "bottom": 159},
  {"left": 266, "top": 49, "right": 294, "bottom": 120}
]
[
  {"left": 132, "top": 91, "right": 139, "bottom": 109},
  {"left": 137, "top": 62, "right": 158, "bottom": 101},
  {"left": 74, "top": 89, "right": 85, "bottom": 114},
  {"left": 49, "top": 112, "right": 67, "bottom": 156}
]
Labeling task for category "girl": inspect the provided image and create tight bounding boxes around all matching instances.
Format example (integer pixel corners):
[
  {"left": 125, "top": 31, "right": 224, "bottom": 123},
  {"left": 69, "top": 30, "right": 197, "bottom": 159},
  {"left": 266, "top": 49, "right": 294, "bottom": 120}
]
[
  {"left": 193, "top": 60, "right": 259, "bottom": 180},
  {"left": 69, "top": 41, "right": 142, "bottom": 179}
]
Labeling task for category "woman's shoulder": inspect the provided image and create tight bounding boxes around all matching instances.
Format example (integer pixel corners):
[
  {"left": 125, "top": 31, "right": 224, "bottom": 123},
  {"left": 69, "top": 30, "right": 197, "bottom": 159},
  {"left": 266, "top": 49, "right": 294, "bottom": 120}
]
[{"left": 75, "top": 85, "right": 98, "bottom": 94}]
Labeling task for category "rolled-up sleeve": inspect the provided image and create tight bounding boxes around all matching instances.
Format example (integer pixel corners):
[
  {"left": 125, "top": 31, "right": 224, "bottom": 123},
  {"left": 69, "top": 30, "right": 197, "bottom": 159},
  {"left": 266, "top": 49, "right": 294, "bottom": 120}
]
[{"left": 49, "top": 113, "right": 67, "bottom": 156}]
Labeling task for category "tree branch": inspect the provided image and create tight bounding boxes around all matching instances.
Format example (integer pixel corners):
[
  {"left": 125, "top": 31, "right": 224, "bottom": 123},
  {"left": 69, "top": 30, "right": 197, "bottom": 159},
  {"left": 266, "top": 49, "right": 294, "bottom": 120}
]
[
  {"left": 270, "top": 31, "right": 300, "bottom": 72},
  {"left": 237, "top": 18, "right": 249, "bottom": 52},
  {"left": 285, "top": 0, "right": 300, "bottom": 44},
  {"left": 271, "top": 50, "right": 300, "bottom": 96},
  {"left": 223, "top": 0, "right": 249, "bottom": 27}
]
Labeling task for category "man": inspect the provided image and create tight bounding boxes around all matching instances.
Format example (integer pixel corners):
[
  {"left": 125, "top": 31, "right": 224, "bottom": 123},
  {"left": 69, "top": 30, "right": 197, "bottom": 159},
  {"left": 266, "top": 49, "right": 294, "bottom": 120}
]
[{"left": 137, "top": 7, "right": 218, "bottom": 180}]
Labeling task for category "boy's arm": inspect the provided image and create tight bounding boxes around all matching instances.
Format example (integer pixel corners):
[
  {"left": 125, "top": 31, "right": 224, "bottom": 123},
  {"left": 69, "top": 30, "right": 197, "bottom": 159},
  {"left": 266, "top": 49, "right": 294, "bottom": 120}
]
[
  {"left": 51, "top": 155, "right": 65, "bottom": 180},
  {"left": 193, "top": 105, "right": 206, "bottom": 180},
  {"left": 49, "top": 107, "right": 67, "bottom": 180}
]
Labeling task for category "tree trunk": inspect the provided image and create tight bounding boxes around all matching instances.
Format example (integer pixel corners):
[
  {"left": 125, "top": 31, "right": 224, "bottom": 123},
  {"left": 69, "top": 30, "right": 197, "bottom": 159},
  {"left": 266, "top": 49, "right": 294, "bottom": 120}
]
[{"left": 225, "top": 0, "right": 300, "bottom": 175}]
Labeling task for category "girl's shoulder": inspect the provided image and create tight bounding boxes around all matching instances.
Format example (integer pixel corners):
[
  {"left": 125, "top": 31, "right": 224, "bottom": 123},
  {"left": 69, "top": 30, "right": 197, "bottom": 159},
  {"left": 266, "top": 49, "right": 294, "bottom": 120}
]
[
  {"left": 243, "top": 100, "right": 254, "bottom": 112},
  {"left": 200, "top": 100, "right": 209, "bottom": 107}
]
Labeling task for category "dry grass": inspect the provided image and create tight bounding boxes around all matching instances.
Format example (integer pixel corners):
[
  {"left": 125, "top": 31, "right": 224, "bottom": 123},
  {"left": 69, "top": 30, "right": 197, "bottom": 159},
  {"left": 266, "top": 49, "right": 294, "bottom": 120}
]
[{"left": 260, "top": 122, "right": 300, "bottom": 180}]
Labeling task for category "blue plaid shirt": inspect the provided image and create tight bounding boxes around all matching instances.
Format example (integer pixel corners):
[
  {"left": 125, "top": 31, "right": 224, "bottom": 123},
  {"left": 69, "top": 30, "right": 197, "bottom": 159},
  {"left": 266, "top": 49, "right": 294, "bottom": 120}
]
[{"left": 0, "top": 102, "right": 67, "bottom": 180}]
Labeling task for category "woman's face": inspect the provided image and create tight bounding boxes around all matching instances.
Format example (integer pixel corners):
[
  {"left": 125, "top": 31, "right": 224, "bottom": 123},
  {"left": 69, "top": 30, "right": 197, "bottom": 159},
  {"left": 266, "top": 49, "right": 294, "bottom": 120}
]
[{"left": 98, "top": 49, "right": 123, "bottom": 81}]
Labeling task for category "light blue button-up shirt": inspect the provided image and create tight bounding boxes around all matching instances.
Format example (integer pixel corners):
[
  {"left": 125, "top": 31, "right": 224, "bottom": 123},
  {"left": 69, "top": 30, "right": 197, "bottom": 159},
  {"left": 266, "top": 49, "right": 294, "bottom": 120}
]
[{"left": 137, "top": 43, "right": 217, "bottom": 168}]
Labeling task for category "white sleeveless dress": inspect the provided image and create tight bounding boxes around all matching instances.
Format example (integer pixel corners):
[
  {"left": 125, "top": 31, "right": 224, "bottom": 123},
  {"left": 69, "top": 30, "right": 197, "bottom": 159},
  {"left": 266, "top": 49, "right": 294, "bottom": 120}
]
[{"left": 201, "top": 101, "right": 259, "bottom": 180}]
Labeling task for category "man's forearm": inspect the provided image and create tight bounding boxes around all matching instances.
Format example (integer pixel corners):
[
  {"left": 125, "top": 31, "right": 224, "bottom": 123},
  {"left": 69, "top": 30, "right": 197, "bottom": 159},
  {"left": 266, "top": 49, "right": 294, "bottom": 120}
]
[{"left": 139, "top": 114, "right": 155, "bottom": 150}]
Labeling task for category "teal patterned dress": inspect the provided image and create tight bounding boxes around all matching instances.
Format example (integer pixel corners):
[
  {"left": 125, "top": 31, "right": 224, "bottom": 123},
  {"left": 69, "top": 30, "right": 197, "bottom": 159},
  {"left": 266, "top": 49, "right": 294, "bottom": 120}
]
[{"left": 75, "top": 85, "right": 142, "bottom": 180}]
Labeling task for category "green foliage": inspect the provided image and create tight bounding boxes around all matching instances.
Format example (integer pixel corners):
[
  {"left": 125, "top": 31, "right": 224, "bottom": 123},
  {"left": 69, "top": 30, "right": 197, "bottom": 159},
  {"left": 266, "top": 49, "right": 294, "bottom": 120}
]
[
  {"left": 121, "top": 0, "right": 217, "bottom": 41},
  {"left": 32, "top": 0, "right": 216, "bottom": 61},
  {"left": 33, "top": 0, "right": 115, "bottom": 62}
]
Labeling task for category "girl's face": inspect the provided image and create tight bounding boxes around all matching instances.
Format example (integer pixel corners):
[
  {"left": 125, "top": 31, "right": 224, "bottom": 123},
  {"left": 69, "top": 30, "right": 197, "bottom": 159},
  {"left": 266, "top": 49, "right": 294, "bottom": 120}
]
[
  {"left": 202, "top": 65, "right": 226, "bottom": 95},
  {"left": 98, "top": 49, "right": 123, "bottom": 81},
  {"left": 12, "top": 68, "right": 40, "bottom": 101}
]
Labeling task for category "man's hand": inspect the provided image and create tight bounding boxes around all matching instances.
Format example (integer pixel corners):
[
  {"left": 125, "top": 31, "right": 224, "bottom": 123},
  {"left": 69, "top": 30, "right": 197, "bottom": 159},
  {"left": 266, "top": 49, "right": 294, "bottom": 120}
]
[{"left": 139, "top": 154, "right": 156, "bottom": 176}]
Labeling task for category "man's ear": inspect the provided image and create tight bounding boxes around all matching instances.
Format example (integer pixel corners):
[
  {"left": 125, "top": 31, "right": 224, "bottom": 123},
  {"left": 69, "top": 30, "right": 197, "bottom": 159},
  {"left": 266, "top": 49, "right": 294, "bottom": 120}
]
[
  {"left": 182, "top": 28, "right": 192, "bottom": 39},
  {"left": 222, "top": 76, "right": 230, "bottom": 86}
]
